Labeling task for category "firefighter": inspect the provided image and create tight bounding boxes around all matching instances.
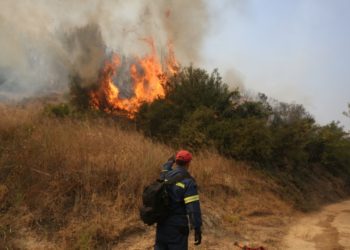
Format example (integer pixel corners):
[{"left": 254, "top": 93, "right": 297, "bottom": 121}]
[{"left": 155, "top": 150, "right": 202, "bottom": 250}]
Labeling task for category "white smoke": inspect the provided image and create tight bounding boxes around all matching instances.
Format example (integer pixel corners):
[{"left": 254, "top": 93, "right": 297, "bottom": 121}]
[{"left": 0, "top": 0, "right": 208, "bottom": 99}]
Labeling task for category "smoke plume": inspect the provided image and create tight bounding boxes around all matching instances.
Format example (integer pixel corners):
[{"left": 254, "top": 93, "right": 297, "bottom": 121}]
[{"left": 0, "top": 0, "right": 208, "bottom": 99}]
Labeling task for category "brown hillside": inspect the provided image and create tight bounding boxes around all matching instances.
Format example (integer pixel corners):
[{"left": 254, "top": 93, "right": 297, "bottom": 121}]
[{"left": 0, "top": 104, "right": 337, "bottom": 249}]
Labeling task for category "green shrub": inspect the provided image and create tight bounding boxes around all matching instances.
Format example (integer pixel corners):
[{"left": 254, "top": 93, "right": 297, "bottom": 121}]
[
  {"left": 45, "top": 103, "right": 74, "bottom": 118},
  {"left": 135, "top": 66, "right": 350, "bottom": 175}
]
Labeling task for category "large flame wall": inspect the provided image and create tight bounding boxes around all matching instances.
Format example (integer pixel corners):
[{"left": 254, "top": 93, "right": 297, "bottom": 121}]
[{"left": 89, "top": 39, "right": 178, "bottom": 118}]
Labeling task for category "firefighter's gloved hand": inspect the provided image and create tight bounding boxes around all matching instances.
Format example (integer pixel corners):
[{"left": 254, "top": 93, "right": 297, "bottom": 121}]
[
  {"left": 194, "top": 228, "right": 202, "bottom": 245},
  {"left": 168, "top": 155, "right": 175, "bottom": 163}
]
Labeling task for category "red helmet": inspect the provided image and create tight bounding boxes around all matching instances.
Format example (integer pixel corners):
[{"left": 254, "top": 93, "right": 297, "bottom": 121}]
[{"left": 176, "top": 150, "right": 192, "bottom": 163}]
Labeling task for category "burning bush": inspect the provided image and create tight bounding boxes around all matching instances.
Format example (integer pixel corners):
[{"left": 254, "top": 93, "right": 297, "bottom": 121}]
[{"left": 70, "top": 38, "right": 179, "bottom": 119}]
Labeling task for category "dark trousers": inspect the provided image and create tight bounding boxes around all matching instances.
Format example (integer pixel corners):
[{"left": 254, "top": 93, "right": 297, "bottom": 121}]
[{"left": 154, "top": 224, "right": 189, "bottom": 250}]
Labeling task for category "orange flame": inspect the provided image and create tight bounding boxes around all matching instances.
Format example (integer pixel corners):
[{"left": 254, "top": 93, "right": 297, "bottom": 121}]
[{"left": 89, "top": 39, "right": 178, "bottom": 118}]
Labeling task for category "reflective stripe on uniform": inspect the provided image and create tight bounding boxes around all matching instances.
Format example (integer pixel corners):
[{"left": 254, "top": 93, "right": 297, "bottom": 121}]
[
  {"left": 184, "top": 195, "right": 199, "bottom": 204},
  {"left": 176, "top": 182, "right": 185, "bottom": 189}
]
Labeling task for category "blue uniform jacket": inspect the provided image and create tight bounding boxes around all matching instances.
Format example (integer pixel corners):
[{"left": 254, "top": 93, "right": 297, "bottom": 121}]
[{"left": 159, "top": 160, "right": 202, "bottom": 229}]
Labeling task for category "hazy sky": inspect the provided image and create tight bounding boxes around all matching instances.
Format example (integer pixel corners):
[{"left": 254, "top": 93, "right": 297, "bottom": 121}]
[{"left": 202, "top": 0, "right": 350, "bottom": 129}]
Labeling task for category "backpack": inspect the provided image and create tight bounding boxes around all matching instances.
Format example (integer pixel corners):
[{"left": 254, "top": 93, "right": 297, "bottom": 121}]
[{"left": 140, "top": 172, "right": 191, "bottom": 226}]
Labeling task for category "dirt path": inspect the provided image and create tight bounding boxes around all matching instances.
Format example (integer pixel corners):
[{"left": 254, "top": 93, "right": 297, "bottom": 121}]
[{"left": 283, "top": 200, "right": 350, "bottom": 250}]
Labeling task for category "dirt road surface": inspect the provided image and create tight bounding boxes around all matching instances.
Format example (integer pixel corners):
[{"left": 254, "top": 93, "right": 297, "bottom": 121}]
[{"left": 283, "top": 200, "right": 350, "bottom": 250}]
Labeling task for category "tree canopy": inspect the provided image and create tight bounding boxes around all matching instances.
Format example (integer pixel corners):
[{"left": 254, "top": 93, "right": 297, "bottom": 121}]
[{"left": 136, "top": 66, "right": 350, "bottom": 175}]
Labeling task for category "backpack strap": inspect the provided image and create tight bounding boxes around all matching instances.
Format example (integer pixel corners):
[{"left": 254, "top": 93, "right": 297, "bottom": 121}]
[{"left": 165, "top": 172, "right": 192, "bottom": 185}]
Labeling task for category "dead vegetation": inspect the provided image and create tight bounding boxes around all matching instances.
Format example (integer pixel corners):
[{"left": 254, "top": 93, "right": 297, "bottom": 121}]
[{"left": 0, "top": 104, "right": 344, "bottom": 249}]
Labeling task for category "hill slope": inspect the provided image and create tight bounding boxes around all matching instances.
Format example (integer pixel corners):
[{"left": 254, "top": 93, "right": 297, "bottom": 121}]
[{"left": 0, "top": 104, "right": 348, "bottom": 249}]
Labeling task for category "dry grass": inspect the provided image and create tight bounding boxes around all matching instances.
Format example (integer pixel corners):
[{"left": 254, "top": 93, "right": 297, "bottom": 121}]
[{"left": 0, "top": 104, "right": 293, "bottom": 249}]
